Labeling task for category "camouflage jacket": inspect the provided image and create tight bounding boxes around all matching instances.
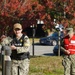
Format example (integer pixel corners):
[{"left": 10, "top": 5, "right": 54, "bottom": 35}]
[{"left": 0, "top": 35, "right": 30, "bottom": 53}]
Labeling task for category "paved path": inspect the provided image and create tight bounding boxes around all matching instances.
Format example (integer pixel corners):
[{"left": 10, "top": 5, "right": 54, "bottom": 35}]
[{"left": 29, "top": 45, "right": 55, "bottom": 56}]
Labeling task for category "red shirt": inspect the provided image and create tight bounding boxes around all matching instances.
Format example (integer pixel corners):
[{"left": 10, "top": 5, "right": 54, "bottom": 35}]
[{"left": 64, "top": 35, "right": 75, "bottom": 54}]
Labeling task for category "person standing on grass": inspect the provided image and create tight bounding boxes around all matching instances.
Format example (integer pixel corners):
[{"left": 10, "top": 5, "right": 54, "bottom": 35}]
[
  {"left": 1, "top": 23, "right": 30, "bottom": 75},
  {"left": 62, "top": 27, "right": 75, "bottom": 75}
]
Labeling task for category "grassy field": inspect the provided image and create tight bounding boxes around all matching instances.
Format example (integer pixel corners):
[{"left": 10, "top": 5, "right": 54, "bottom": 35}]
[
  {"left": 29, "top": 38, "right": 40, "bottom": 44},
  {"left": 0, "top": 56, "right": 64, "bottom": 75},
  {"left": 29, "top": 56, "right": 64, "bottom": 75}
]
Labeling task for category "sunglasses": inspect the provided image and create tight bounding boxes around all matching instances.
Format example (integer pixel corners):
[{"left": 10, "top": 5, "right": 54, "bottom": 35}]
[{"left": 14, "top": 28, "right": 21, "bottom": 31}]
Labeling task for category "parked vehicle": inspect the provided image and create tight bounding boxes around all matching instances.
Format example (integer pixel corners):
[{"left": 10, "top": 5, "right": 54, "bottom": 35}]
[{"left": 39, "top": 32, "right": 64, "bottom": 46}]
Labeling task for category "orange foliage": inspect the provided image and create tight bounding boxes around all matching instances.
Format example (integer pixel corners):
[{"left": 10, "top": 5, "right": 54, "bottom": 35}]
[{"left": 0, "top": 0, "right": 75, "bottom": 36}]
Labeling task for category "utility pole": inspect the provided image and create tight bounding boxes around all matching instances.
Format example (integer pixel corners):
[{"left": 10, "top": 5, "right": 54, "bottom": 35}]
[
  {"left": 32, "top": 24, "right": 35, "bottom": 56},
  {"left": 30, "top": 24, "right": 36, "bottom": 56},
  {"left": 58, "top": 30, "right": 61, "bottom": 56}
]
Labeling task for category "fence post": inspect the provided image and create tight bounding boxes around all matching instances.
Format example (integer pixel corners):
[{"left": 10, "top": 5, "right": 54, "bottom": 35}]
[
  {"left": 1, "top": 46, "right": 5, "bottom": 75},
  {"left": 2, "top": 46, "right": 11, "bottom": 75}
]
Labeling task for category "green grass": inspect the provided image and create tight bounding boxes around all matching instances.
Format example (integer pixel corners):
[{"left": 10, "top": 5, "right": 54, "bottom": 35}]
[
  {"left": 29, "top": 38, "right": 40, "bottom": 44},
  {"left": 29, "top": 56, "right": 64, "bottom": 75}
]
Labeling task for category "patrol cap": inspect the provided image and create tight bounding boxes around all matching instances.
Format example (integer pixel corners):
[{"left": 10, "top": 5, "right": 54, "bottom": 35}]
[
  {"left": 66, "top": 28, "right": 73, "bottom": 34},
  {"left": 13, "top": 23, "right": 22, "bottom": 30}
]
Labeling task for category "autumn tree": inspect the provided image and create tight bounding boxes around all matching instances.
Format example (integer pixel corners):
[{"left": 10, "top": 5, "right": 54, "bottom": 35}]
[
  {"left": 0, "top": 0, "right": 54, "bottom": 36},
  {"left": 0, "top": 0, "right": 37, "bottom": 36},
  {"left": 0, "top": 0, "right": 75, "bottom": 36}
]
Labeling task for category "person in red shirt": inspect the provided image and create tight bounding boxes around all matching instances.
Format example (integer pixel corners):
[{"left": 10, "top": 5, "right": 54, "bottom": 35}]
[{"left": 62, "top": 27, "right": 75, "bottom": 75}]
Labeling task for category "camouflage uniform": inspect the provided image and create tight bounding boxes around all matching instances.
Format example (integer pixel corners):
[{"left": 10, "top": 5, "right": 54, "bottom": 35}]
[
  {"left": 1, "top": 35, "right": 30, "bottom": 75},
  {"left": 62, "top": 28, "right": 75, "bottom": 75},
  {"left": 62, "top": 55, "right": 75, "bottom": 75}
]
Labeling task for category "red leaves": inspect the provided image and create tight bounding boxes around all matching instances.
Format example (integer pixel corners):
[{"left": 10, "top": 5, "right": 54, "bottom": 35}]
[
  {"left": 46, "top": 1, "right": 54, "bottom": 9},
  {"left": 73, "top": 13, "right": 75, "bottom": 17},
  {"left": 1, "top": 12, "right": 5, "bottom": 16},
  {"left": 35, "top": 4, "right": 45, "bottom": 11},
  {"left": 0, "top": 0, "right": 75, "bottom": 36},
  {"left": 70, "top": 19, "right": 75, "bottom": 25},
  {"left": 65, "top": 6, "right": 69, "bottom": 12}
]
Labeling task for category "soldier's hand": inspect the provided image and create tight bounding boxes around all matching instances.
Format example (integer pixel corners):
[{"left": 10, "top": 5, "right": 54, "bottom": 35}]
[
  {"left": 65, "top": 50, "right": 70, "bottom": 55},
  {"left": 11, "top": 45, "right": 17, "bottom": 50},
  {"left": 0, "top": 35, "right": 6, "bottom": 42}
]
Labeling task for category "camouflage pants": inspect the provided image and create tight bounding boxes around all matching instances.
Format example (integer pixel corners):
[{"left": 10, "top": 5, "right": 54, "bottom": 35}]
[
  {"left": 11, "top": 58, "right": 30, "bottom": 75},
  {"left": 62, "top": 55, "right": 75, "bottom": 75}
]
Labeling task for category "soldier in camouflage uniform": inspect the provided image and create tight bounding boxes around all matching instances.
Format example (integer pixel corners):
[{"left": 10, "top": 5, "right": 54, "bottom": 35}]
[
  {"left": 1, "top": 23, "right": 30, "bottom": 75},
  {"left": 62, "top": 28, "right": 75, "bottom": 75}
]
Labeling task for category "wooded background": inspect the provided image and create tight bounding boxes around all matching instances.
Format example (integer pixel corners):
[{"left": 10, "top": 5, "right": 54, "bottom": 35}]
[{"left": 0, "top": 0, "right": 75, "bottom": 37}]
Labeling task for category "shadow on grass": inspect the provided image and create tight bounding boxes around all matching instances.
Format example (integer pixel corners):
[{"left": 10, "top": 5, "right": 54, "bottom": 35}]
[
  {"left": 32, "top": 43, "right": 53, "bottom": 46},
  {"left": 43, "top": 53, "right": 55, "bottom": 56},
  {"left": 30, "top": 53, "right": 56, "bottom": 59}
]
